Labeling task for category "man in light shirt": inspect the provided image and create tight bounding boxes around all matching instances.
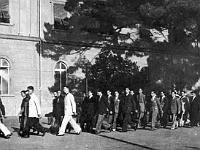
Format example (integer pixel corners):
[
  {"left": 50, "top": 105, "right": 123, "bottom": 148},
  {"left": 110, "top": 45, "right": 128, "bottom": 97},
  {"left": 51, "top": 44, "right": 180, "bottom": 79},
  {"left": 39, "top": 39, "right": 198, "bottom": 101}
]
[
  {"left": 23, "top": 86, "right": 45, "bottom": 138},
  {"left": 57, "top": 86, "right": 81, "bottom": 136}
]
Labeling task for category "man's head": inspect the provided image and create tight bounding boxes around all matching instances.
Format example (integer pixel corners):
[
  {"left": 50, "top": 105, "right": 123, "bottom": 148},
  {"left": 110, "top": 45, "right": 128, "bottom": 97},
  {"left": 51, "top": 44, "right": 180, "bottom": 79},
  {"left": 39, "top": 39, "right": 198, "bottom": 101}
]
[
  {"left": 115, "top": 91, "right": 119, "bottom": 97},
  {"left": 97, "top": 90, "right": 102, "bottom": 97},
  {"left": 130, "top": 90, "right": 134, "bottom": 95},
  {"left": 63, "top": 86, "right": 69, "bottom": 94},
  {"left": 88, "top": 90, "right": 93, "bottom": 97},
  {"left": 181, "top": 91, "right": 186, "bottom": 97},
  {"left": 161, "top": 91, "right": 165, "bottom": 97},
  {"left": 139, "top": 88, "right": 143, "bottom": 94},
  {"left": 171, "top": 91, "right": 176, "bottom": 98},
  {"left": 125, "top": 88, "right": 130, "bottom": 95},
  {"left": 27, "top": 86, "right": 34, "bottom": 95},
  {"left": 21, "top": 90, "right": 27, "bottom": 98},
  {"left": 151, "top": 91, "right": 156, "bottom": 97},
  {"left": 107, "top": 90, "right": 111, "bottom": 96},
  {"left": 57, "top": 90, "right": 61, "bottom": 96},
  {"left": 53, "top": 91, "right": 58, "bottom": 97}
]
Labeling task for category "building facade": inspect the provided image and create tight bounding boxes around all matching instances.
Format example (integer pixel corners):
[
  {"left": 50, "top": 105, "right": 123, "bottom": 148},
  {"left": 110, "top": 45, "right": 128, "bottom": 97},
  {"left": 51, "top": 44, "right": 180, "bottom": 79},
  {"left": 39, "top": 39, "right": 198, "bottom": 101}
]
[{"left": 0, "top": 0, "right": 80, "bottom": 116}]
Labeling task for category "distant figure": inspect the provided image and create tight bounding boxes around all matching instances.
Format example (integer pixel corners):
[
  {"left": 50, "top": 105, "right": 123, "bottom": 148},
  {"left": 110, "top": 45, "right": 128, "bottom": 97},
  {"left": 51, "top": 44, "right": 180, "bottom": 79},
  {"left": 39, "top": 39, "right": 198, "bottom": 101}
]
[
  {"left": 160, "top": 91, "right": 169, "bottom": 128},
  {"left": 104, "top": 90, "right": 114, "bottom": 130},
  {"left": 112, "top": 91, "right": 120, "bottom": 131},
  {"left": 23, "top": 86, "right": 46, "bottom": 138},
  {"left": 57, "top": 87, "right": 81, "bottom": 136},
  {"left": 18, "top": 90, "right": 30, "bottom": 136},
  {"left": 0, "top": 97, "right": 6, "bottom": 123},
  {"left": 53, "top": 90, "right": 64, "bottom": 126},
  {"left": 150, "top": 91, "right": 162, "bottom": 131},
  {"left": 0, "top": 97, "right": 11, "bottom": 139},
  {"left": 170, "top": 91, "right": 181, "bottom": 130},
  {"left": 120, "top": 88, "right": 136, "bottom": 132},
  {"left": 137, "top": 88, "right": 146, "bottom": 128},
  {"left": 189, "top": 91, "right": 200, "bottom": 127},
  {"left": 80, "top": 90, "right": 96, "bottom": 133},
  {"left": 95, "top": 90, "right": 109, "bottom": 134}
]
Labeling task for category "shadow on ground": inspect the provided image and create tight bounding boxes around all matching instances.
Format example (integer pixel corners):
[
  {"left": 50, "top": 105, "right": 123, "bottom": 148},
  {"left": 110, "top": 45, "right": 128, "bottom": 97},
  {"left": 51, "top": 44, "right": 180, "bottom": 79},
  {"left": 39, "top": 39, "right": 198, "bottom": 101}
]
[{"left": 99, "top": 134, "right": 159, "bottom": 150}]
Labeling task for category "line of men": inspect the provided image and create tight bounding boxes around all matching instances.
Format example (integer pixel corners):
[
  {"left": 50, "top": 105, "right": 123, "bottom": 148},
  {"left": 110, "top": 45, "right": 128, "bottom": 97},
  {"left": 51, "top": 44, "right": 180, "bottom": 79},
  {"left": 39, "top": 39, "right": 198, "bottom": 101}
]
[{"left": 80, "top": 88, "right": 200, "bottom": 133}]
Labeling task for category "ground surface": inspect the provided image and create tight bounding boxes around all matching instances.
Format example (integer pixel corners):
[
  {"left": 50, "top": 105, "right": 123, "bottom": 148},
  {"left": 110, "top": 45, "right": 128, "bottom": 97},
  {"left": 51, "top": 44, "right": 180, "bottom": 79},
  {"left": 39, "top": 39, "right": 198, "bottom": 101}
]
[{"left": 1, "top": 117, "right": 200, "bottom": 150}]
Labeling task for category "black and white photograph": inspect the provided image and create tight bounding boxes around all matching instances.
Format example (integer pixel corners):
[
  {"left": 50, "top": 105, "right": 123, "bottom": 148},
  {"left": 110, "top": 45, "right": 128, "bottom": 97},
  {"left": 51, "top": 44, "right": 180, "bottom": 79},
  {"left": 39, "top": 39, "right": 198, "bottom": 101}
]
[{"left": 0, "top": 0, "right": 200, "bottom": 149}]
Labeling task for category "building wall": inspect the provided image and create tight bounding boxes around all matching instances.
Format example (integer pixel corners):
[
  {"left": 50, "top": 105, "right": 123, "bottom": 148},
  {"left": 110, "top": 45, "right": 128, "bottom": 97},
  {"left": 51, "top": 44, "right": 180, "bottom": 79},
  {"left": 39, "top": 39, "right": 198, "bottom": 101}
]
[
  {"left": 0, "top": 0, "right": 79, "bottom": 116},
  {"left": 0, "top": 39, "right": 40, "bottom": 116}
]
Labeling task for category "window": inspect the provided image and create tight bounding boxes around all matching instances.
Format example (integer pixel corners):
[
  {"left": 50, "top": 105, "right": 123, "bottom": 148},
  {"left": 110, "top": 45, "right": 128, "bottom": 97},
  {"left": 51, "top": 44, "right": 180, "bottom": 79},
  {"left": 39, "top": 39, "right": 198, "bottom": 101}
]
[
  {"left": 0, "top": 58, "right": 10, "bottom": 95},
  {"left": 53, "top": 3, "right": 69, "bottom": 30},
  {"left": 54, "top": 61, "right": 67, "bottom": 90},
  {"left": 0, "top": 0, "right": 10, "bottom": 23}
]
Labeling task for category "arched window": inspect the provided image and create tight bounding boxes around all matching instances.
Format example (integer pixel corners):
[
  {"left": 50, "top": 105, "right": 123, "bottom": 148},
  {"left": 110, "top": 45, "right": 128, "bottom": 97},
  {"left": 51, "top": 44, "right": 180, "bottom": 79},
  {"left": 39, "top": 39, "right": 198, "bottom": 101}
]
[
  {"left": 54, "top": 61, "right": 67, "bottom": 90},
  {"left": 0, "top": 58, "right": 10, "bottom": 95}
]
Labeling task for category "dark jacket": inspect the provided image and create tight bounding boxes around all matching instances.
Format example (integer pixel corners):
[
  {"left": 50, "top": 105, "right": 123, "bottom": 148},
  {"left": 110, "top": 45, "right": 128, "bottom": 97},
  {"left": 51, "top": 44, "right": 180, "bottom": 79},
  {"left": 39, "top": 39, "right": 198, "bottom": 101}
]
[
  {"left": 53, "top": 95, "right": 64, "bottom": 117},
  {"left": 137, "top": 93, "right": 146, "bottom": 104},
  {"left": 21, "top": 94, "right": 30, "bottom": 117},
  {"left": 190, "top": 96, "right": 200, "bottom": 117},
  {"left": 107, "top": 95, "right": 114, "bottom": 113},
  {"left": 120, "top": 94, "right": 136, "bottom": 114},
  {"left": 97, "top": 95, "right": 109, "bottom": 115},
  {"left": 81, "top": 96, "right": 96, "bottom": 116},
  {"left": 160, "top": 96, "right": 169, "bottom": 113},
  {"left": 0, "top": 98, "right": 5, "bottom": 118}
]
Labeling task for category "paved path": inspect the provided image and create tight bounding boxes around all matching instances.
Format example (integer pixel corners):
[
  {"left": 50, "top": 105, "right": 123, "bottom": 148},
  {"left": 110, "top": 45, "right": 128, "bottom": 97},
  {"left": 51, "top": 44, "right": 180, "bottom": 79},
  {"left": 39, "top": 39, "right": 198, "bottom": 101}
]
[{"left": 1, "top": 117, "right": 200, "bottom": 150}]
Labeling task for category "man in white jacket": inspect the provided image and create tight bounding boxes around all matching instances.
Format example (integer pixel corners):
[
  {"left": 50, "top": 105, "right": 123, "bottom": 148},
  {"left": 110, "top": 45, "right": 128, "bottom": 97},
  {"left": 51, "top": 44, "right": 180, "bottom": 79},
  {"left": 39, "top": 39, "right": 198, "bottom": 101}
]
[
  {"left": 0, "top": 99, "right": 12, "bottom": 139},
  {"left": 23, "top": 86, "right": 45, "bottom": 138},
  {"left": 57, "top": 86, "right": 81, "bottom": 136}
]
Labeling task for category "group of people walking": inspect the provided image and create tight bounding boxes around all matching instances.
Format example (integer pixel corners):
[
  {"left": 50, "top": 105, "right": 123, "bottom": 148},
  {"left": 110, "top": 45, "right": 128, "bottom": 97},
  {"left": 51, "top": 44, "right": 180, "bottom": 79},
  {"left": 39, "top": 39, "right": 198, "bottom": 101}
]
[
  {"left": 18, "top": 86, "right": 81, "bottom": 138},
  {"left": 80, "top": 88, "right": 200, "bottom": 133},
  {"left": 0, "top": 85, "right": 200, "bottom": 139}
]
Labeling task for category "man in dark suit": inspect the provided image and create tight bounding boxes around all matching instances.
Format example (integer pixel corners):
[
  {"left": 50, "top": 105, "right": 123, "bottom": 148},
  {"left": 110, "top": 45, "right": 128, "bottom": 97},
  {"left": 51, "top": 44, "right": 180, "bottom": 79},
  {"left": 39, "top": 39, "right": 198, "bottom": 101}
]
[
  {"left": 160, "top": 91, "right": 169, "bottom": 128},
  {"left": 190, "top": 91, "right": 200, "bottom": 127},
  {"left": 95, "top": 90, "right": 109, "bottom": 134},
  {"left": 120, "top": 88, "right": 136, "bottom": 132},
  {"left": 53, "top": 90, "right": 64, "bottom": 126},
  {"left": 80, "top": 90, "right": 96, "bottom": 132}
]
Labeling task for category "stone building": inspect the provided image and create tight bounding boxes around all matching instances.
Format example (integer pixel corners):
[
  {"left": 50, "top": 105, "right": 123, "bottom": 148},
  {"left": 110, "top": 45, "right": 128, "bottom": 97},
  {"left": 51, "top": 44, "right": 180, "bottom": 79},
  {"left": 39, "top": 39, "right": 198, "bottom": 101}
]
[{"left": 0, "top": 0, "right": 83, "bottom": 116}]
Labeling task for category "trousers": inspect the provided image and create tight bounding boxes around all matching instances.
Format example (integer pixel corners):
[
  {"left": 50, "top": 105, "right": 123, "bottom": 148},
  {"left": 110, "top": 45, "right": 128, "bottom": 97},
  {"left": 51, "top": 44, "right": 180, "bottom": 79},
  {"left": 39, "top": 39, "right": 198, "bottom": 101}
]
[
  {"left": 95, "top": 114, "right": 106, "bottom": 133},
  {"left": 24, "top": 117, "right": 45, "bottom": 136},
  {"left": 59, "top": 114, "right": 81, "bottom": 134},
  {"left": 151, "top": 108, "right": 158, "bottom": 128},
  {"left": 0, "top": 122, "right": 11, "bottom": 136}
]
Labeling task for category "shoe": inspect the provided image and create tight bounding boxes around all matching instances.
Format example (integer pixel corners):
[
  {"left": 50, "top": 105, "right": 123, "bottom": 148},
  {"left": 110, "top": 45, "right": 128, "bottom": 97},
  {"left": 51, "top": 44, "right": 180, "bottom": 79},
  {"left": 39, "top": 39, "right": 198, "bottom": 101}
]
[
  {"left": 76, "top": 131, "right": 81, "bottom": 135},
  {"left": 41, "top": 131, "right": 46, "bottom": 136},
  {"left": 21, "top": 135, "right": 30, "bottom": 138},
  {"left": 56, "top": 133, "right": 64, "bottom": 136},
  {"left": 95, "top": 131, "right": 100, "bottom": 135},
  {"left": 4, "top": 135, "right": 11, "bottom": 139},
  {"left": 112, "top": 129, "right": 116, "bottom": 131},
  {"left": 150, "top": 128, "right": 156, "bottom": 131},
  {"left": 7, "top": 133, "right": 12, "bottom": 137}
]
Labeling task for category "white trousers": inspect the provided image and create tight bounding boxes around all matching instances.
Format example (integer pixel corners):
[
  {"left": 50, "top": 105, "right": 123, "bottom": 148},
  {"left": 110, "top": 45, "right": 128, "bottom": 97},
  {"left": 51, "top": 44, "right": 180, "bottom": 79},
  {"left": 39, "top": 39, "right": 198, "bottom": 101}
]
[
  {"left": 0, "top": 122, "right": 11, "bottom": 136},
  {"left": 59, "top": 115, "right": 81, "bottom": 134}
]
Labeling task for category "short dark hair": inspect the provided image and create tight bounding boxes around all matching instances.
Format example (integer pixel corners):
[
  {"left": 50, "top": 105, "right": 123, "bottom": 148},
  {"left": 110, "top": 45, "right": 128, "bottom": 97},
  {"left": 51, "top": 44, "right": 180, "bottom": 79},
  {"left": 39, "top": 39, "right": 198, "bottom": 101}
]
[
  {"left": 21, "top": 90, "right": 27, "bottom": 94},
  {"left": 27, "top": 86, "right": 34, "bottom": 91}
]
